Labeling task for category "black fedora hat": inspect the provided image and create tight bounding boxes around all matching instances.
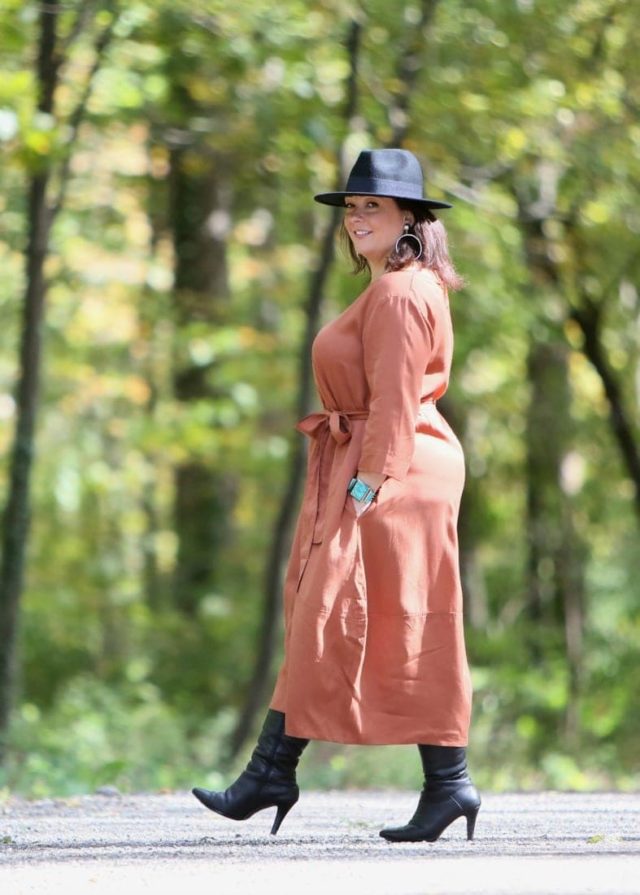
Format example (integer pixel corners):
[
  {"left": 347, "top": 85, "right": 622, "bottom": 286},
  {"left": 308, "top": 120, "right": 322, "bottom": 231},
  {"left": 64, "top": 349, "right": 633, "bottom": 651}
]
[{"left": 314, "top": 148, "right": 452, "bottom": 209}]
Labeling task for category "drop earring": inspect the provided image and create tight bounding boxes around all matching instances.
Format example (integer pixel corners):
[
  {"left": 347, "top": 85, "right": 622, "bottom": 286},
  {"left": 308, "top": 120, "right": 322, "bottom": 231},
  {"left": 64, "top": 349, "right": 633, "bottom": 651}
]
[{"left": 395, "top": 222, "right": 423, "bottom": 260}]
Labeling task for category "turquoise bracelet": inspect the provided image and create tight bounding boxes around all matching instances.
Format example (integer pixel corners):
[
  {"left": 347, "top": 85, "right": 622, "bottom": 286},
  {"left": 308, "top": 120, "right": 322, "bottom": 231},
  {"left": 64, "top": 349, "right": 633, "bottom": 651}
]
[{"left": 347, "top": 477, "right": 375, "bottom": 505}]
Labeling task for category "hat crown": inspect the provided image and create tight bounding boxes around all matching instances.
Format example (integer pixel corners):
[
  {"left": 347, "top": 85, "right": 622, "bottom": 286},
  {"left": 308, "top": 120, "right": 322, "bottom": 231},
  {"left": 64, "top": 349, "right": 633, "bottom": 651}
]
[{"left": 348, "top": 149, "right": 422, "bottom": 190}]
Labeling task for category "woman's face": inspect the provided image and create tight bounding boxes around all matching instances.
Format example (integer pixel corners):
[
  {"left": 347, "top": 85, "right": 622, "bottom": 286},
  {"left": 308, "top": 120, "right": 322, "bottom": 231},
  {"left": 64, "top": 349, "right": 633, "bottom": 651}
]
[{"left": 344, "top": 195, "right": 412, "bottom": 269}]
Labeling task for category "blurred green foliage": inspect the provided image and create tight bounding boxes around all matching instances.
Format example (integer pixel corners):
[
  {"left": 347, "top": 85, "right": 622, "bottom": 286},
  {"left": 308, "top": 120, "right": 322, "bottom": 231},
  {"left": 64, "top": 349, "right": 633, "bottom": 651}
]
[{"left": 0, "top": 0, "right": 639, "bottom": 796}]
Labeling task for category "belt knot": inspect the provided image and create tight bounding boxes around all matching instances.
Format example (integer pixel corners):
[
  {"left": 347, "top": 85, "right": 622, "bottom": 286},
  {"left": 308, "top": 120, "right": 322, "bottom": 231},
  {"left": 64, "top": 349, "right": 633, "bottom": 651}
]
[{"left": 296, "top": 408, "right": 369, "bottom": 445}]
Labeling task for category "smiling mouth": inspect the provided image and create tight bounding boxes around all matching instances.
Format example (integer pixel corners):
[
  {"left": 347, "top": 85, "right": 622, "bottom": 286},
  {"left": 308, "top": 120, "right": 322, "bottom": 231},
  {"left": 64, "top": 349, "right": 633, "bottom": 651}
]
[{"left": 352, "top": 229, "right": 372, "bottom": 238}]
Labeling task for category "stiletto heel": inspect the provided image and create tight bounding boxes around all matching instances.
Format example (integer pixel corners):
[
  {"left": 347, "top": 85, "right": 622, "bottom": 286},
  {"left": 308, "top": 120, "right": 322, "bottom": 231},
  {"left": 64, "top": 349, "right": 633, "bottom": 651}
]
[
  {"left": 270, "top": 801, "right": 295, "bottom": 835},
  {"left": 466, "top": 807, "right": 479, "bottom": 840}
]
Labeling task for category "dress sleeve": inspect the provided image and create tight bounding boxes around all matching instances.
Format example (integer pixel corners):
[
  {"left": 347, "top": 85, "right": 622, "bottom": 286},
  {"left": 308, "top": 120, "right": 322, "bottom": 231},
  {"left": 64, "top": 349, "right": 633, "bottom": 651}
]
[{"left": 359, "top": 281, "right": 434, "bottom": 480}]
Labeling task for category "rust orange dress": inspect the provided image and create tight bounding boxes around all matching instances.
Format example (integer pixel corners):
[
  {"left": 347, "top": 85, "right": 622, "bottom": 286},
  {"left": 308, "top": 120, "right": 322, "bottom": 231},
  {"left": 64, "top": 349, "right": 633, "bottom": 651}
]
[{"left": 270, "top": 268, "right": 471, "bottom": 746}]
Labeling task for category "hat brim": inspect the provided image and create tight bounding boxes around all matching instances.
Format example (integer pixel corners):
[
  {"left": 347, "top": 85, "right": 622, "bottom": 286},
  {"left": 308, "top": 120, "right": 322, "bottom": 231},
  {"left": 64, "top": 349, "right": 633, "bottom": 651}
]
[{"left": 313, "top": 191, "right": 452, "bottom": 210}]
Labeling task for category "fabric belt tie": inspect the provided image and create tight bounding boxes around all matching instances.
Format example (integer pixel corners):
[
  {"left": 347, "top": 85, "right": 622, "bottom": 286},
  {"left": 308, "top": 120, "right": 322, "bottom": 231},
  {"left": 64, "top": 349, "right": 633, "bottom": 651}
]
[
  {"left": 295, "top": 409, "right": 369, "bottom": 444},
  {"left": 295, "top": 409, "right": 369, "bottom": 588}
]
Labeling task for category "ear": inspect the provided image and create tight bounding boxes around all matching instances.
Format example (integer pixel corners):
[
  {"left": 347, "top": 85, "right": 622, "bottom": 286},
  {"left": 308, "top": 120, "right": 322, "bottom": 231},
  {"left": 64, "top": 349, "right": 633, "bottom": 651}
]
[{"left": 404, "top": 215, "right": 415, "bottom": 228}]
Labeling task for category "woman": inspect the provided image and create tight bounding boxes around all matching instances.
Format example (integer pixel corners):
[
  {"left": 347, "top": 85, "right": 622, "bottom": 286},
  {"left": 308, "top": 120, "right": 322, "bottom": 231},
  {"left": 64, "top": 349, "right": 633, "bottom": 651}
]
[{"left": 192, "top": 148, "right": 480, "bottom": 842}]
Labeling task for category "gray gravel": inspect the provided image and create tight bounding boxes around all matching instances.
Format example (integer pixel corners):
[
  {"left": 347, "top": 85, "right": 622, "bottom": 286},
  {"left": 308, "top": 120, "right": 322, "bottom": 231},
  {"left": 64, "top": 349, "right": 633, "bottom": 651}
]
[{"left": 1, "top": 791, "right": 639, "bottom": 894}]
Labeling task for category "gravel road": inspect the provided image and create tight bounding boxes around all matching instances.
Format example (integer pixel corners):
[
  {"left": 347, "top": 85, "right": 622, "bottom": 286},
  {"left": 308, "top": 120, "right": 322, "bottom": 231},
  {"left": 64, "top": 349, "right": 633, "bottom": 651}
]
[{"left": 1, "top": 791, "right": 639, "bottom": 894}]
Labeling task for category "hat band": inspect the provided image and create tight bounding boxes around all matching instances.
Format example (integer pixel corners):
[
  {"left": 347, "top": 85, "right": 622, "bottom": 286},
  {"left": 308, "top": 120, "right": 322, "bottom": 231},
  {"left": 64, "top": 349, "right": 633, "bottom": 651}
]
[{"left": 345, "top": 176, "right": 423, "bottom": 200}]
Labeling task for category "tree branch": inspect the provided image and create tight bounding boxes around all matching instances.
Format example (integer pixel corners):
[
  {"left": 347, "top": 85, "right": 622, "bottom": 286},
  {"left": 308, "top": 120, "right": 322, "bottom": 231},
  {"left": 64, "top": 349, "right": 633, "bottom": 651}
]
[
  {"left": 566, "top": 242, "right": 640, "bottom": 525},
  {"left": 569, "top": 298, "right": 640, "bottom": 524},
  {"left": 59, "top": 0, "right": 99, "bottom": 56},
  {"left": 50, "top": 5, "right": 117, "bottom": 220},
  {"left": 37, "top": 1, "right": 63, "bottom": 114}
]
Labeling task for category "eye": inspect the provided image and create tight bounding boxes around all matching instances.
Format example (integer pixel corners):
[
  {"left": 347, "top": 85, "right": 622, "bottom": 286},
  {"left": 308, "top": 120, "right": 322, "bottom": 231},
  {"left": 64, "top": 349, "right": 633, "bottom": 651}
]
[{"left": 366, "top": 201, "right": 378, "bottom": 208}]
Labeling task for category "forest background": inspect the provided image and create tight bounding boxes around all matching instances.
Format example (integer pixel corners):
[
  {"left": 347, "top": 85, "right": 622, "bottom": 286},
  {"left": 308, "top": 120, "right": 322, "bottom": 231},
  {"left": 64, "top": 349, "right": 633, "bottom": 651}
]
[{"left": 0, "top": 0, "right": 639, "bottom": 798}]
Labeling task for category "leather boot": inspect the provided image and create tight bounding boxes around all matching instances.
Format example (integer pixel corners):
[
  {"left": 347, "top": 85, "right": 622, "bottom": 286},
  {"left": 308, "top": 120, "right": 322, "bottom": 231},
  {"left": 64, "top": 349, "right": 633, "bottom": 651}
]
[
  {"left": 380, "top": 745, "right": 481, "bottom": 842},
  {"left": 192, "top": 709, "right": 309, "bottom": 835}
]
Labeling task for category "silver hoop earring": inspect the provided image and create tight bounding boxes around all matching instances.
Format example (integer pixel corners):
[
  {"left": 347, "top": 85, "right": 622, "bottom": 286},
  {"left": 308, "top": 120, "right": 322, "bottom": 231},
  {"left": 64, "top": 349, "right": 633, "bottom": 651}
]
[{"left": 395, "top": 223, "right": 423, "bottom": 260}]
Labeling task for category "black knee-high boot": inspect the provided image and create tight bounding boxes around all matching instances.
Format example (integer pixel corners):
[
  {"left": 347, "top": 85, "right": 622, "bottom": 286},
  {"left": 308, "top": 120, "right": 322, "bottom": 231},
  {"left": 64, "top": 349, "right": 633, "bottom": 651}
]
[
  {"left": 192, "top": 709, "right": 309, "bottom": 835},
  {"left": 380, "top": 745, "right": 481, "bottom": 842}
]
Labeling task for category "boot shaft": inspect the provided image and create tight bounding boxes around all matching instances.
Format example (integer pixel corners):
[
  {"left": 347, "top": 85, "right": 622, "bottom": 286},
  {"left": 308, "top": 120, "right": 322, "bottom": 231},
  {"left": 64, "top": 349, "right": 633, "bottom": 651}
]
[
  {"left": 247, "top": 709, "right": 309, "bottom": 783},
  {"left": 417, "top": 744, "right": 471, "bottom": 791}
]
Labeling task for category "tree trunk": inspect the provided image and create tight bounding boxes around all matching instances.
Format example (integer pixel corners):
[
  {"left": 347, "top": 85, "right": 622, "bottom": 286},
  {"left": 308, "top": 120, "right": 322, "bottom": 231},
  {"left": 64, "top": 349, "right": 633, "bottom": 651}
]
[
  {"left": 169, "top": 148, "right": 235, "bottom": 616},
  {"left": 0, "top": 2, "right": 59, "bottom": 759},
  {"left": 517, "top": 205, "right": 586, "bottom": 731},
  {"left": 525, "top": 324, "right": 586, "bottom": 733},
  {"left": 0, "top": 2, "right": 114, "bottom": 759},
  {"left": 137, "top": 164, "right": 169, "bottom": 609},
  {"left": 525, "top": 339, "right": 572, "bottom": 620},
  {"left": 0, "top": 174, "right": 52, "bottom": 756}
]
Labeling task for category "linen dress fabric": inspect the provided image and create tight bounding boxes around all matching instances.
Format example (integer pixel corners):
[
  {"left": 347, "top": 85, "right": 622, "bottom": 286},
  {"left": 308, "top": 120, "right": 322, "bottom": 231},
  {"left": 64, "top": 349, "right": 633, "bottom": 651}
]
[{"left": 270, "top": 269, "right": 471, "bottom": 746}]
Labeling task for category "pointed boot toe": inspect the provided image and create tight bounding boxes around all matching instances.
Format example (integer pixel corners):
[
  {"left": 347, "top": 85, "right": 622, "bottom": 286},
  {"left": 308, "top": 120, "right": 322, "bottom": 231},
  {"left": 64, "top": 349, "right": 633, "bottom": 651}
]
[
  {"left": 379, "top": 823, "right": 425, "bottom": 842},
  {"left": 192, "top": 787, "right": 223, "bottom": 814}
]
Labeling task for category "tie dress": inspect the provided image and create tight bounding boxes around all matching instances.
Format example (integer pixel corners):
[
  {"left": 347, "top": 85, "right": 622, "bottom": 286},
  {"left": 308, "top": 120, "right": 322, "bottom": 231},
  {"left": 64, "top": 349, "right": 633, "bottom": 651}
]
[{"left": 270, "top": 268, "right": 471, "bottom": 746}]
